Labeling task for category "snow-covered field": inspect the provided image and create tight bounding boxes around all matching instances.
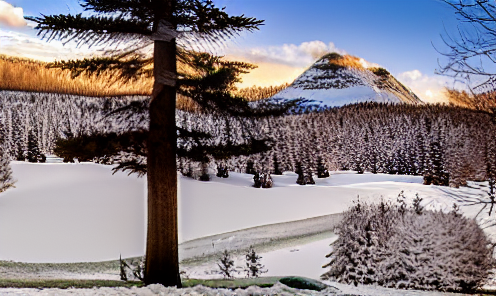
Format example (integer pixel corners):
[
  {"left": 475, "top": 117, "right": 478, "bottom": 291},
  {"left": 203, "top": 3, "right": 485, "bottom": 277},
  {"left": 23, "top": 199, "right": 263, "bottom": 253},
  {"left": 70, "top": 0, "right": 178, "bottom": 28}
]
[{"left": 0, "top": 161, "right": 495, "bottom": 294}]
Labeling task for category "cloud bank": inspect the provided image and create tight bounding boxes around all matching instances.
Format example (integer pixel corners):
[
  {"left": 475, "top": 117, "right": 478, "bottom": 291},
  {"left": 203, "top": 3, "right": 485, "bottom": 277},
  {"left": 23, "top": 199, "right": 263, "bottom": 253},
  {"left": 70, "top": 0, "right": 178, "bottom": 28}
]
[
  {"left": 0, "top": 1, "right": 27, "bottom": 27},
  {"left": 0, "top": 30, "right": 102, "bottom": 62},
  {"left": 225, "top": 40, "right": 347, "bottom": 87},
  {"left": 397, "top": 70, "right": 451, "bottom": 103},
  {"left": 227, "top": 40, "right": 346, "bottom": 69}
]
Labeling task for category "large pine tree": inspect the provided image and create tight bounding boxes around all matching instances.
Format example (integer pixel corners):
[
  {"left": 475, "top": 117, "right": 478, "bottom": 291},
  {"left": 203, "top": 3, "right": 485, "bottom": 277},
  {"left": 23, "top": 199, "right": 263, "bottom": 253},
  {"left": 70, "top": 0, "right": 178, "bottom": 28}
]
[{"left": 26, "top": 0, "right": 296, "bottom": 287}]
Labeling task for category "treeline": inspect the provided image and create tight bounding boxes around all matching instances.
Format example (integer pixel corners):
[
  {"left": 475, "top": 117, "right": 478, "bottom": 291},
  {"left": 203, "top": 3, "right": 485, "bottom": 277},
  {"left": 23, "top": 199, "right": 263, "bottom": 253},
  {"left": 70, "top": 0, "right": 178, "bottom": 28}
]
[
  {"left": 1, "top": 90, "right": 495, "bottom": 188},
  {"left": 0, "top": 91, "right": 147, "bottom": 159},
  {"left": 182, "top": 102, "right": 496, "bottom": 188}
]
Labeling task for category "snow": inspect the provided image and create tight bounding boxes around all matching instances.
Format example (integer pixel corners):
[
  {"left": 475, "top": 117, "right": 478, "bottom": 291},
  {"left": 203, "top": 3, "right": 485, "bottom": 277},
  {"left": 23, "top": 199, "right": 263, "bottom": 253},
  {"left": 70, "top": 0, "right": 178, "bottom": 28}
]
[
  {"left": 1, "top": 161, "right": 495, "bottom": 294},
  {"left": 257, "top": 236, "right": 337, "bottom": 279},
  {"left": 0, "top": 162, "right": 495, "bottom": 282},
  {"left": 274, "top": 84, "right": 400, "bottom": 107}
]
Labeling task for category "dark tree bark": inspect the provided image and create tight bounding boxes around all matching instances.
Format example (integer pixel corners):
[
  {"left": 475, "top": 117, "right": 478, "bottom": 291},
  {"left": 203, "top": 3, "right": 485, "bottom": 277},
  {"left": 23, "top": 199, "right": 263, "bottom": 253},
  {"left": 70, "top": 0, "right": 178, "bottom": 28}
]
[{"left": 145, "top": 0, "right": 180, "bottom": 287}]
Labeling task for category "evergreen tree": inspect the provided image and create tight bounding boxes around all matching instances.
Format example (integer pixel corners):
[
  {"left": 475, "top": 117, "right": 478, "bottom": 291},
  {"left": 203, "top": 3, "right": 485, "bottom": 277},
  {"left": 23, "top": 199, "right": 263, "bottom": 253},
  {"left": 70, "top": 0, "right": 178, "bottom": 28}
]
[
  {"left": 0, "top": 123, "right": 15, "bottom": 193},
  {"left": 244, "top": 246, "right": 267, "bottom": 278},
  {"left": 26, "top": 0, "right": 276, "bottom": 286},
  {"left": 216, "top": 164, "right": 229, "bottom": 178},
  {"left": 26, "top": 130, "right": 46, "bottom": 163},
  {"left": 317, "top": 157, "right": 330, "bottom": 178},
  {"left": 423, "top": 136, "right": 449, "bottom": 186}
]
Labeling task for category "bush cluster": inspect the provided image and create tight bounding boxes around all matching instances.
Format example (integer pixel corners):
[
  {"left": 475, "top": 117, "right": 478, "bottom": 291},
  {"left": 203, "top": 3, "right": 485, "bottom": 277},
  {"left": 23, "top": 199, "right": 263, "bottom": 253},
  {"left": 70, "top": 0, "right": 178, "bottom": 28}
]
[{"left": 322, "top": 196, "right": 495, "bottom": 292}]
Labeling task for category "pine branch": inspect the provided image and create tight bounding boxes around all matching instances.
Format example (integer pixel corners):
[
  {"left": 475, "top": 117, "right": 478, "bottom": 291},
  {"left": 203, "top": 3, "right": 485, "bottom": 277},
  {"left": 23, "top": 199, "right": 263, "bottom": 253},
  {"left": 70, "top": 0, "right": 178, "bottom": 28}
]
[
  {"left": 25, "top": 14, "right": 152, "bottom": 47},
  {"left": 175, "top": 0, "right": 264, "bottom": 48},
  {"left": 48, "top": 56, "right": 154, "bottom": 81},
  {"left": 81, "top": 0, "right": 154, "bottom": 21}
]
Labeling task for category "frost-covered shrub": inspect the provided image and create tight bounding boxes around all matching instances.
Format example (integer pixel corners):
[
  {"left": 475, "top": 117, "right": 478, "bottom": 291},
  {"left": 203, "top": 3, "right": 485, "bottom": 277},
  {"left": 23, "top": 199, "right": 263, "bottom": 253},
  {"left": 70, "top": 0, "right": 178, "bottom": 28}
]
[
  {"left": 322, "top": 198, "right": 495, "bottom": 292},
  {"left": 253, "top": 172, "right": 273, "bottom": 188}
]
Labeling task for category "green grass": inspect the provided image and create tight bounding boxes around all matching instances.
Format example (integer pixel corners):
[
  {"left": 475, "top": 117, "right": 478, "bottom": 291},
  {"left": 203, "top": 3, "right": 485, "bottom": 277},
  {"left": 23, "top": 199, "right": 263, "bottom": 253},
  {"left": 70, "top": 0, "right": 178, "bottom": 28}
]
[
  {"left": 0, "top": 278, "right": 143, "bottom": 289},
  {"left": 0, "top": 276, "right": 323, "bottom": 290}
]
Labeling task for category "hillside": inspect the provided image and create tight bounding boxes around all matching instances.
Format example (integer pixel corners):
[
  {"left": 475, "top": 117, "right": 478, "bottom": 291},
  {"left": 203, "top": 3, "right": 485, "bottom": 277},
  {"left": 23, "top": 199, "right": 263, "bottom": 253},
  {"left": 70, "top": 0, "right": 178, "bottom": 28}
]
[{"left": 272, "top": 53, "right": 422, "bottom": 107}]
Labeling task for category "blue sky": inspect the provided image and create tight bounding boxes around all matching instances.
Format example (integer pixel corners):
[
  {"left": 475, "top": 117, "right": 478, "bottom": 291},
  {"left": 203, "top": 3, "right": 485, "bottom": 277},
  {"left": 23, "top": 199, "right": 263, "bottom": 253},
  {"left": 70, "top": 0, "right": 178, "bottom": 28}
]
[{"left": 0, "top": 0, "right": 464, "bottom": 102}]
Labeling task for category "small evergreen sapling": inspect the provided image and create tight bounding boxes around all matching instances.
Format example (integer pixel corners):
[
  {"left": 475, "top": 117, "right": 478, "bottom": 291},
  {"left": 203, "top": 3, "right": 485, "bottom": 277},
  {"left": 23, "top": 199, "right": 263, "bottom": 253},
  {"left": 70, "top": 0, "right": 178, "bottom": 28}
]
[
  {"left": 119, "top": 255, "right": 145, "bottom": 282},
  {"left": 412, "top": 193, "right": 423, "bottom": 215},
  {"left": 317, "top": 158, "right": 330, "bottom": 178},
  {"left": 216, "top": 164, "right": 229, "bottom": 178},
  {"left": 244, "top": 246, "right": 267, "bottom": 278},
  {"left": 295, "top": 161, "right": 315, "bottom": 185},
  {"left": 218, "top": 249, "right": 236, "bottom": 279}
]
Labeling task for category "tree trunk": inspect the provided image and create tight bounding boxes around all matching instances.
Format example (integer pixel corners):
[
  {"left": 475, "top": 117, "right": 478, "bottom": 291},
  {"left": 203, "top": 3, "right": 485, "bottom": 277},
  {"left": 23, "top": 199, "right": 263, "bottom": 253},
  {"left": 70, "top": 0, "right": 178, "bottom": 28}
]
[{"left": 144, "top": 0, "right": 180, "bottom": 286}]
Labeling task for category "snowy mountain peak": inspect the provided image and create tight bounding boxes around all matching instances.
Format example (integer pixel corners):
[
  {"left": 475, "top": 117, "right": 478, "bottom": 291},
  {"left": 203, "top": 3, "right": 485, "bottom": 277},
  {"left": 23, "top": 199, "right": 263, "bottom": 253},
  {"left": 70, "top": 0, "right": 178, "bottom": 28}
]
[{"left": 272, "top": 53, "right": 422, "bottom": 107}]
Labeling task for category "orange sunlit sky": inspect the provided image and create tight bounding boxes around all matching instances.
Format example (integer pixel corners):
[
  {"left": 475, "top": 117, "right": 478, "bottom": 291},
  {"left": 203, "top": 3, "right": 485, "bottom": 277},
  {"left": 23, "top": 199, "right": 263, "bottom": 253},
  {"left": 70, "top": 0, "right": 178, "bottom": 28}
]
[{"left": 0, "top": 0, "right": 473, "bottom": 102}]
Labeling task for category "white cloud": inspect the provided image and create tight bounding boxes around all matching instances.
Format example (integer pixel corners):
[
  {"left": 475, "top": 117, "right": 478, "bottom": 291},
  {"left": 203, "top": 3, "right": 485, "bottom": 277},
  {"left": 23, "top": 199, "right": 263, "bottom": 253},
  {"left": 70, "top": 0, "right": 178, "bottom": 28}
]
[
  {"left": 222, "top": 40, "right": 348, "bottom": 87},
  {"left": 226, "top": 40, "right": 347, "bottom": 69},
  {"left": 397, "top": 70, "right": 453, "bottom": 103},
  {"left": 0, "top": 1, "right": 27, "bottom": 27},
  {"left": 0, "top": 29, "right": 113, "bottom": 61}
]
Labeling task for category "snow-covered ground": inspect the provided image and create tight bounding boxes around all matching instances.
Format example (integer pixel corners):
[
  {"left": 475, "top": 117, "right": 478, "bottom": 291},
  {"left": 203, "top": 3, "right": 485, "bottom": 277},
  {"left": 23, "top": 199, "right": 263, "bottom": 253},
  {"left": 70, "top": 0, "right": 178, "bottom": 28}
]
[{"left": 0, "top": 161, "right": 494, "bottom": 290}]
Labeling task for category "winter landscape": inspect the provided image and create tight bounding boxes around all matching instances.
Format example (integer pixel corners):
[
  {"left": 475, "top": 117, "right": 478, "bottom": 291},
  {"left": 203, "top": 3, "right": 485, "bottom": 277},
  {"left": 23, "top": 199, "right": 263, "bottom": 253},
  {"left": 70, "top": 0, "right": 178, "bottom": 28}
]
[{"left": 2, "top": 0, "right": 496, "bottom": 295}]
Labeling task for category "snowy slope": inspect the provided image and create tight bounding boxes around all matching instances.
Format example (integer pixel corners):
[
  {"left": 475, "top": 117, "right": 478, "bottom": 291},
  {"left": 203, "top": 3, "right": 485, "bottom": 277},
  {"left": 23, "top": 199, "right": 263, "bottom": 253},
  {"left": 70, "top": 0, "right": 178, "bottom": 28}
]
[
  {"left": 0, "top": 162, "right": 494, "bottom": 265},
  {"left": 272, "top": 53, "right": 422, "bottom": 107}
]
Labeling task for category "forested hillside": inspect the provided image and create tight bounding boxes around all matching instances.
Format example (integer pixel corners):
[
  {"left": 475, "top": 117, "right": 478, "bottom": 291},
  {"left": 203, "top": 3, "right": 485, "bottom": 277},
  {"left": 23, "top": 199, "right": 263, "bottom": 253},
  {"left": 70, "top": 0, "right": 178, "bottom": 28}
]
[{"left": 1, "top": 90, "right": 495, "bottom": 188}]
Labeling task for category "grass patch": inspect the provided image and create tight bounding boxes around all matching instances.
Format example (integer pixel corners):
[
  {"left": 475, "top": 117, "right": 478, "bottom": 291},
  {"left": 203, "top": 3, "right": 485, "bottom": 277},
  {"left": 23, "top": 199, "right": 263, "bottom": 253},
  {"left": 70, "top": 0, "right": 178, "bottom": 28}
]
[{"left": 0, "top": 279, "right": 143, "bottom": 289}]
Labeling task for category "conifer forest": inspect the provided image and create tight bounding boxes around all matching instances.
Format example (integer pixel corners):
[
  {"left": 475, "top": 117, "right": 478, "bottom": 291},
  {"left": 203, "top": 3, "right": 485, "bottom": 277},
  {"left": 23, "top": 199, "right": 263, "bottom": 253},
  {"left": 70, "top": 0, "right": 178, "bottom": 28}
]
[{"left": 1, "top": 90, "right": 495, "bottom": 190}]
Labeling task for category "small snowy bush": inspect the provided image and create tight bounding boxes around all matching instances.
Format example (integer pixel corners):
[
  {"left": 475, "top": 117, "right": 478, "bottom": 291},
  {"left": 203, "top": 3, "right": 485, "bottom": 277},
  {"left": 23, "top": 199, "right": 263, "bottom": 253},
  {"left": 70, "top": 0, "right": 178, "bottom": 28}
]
[
  {"left": 322, "top": 197, "right": 495, "bottom": 292},
  {"left": 253, "top": 172, "right": 273, "bottom": 188},
  {"left": 119, "top": 255, "right": 144, "bottom": 281},
  {"left": 216, "top": 165, "right": 229, "bottom": 178}
]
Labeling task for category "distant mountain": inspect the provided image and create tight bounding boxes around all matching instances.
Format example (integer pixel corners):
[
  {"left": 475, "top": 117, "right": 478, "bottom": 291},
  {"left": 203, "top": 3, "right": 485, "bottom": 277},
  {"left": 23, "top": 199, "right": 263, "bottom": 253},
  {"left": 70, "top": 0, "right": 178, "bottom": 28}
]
[{"left": 271, "top": 53, "right": 422, "bottom": 107}]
